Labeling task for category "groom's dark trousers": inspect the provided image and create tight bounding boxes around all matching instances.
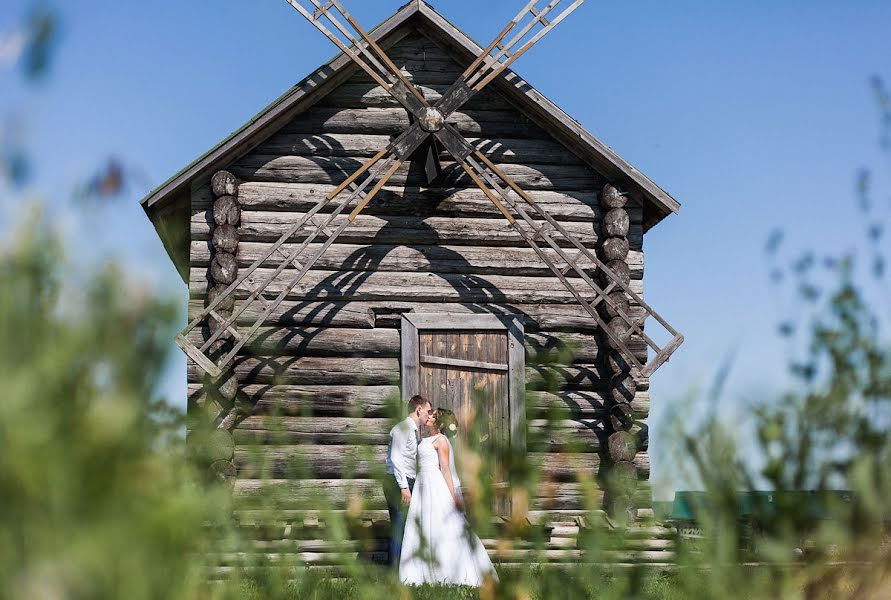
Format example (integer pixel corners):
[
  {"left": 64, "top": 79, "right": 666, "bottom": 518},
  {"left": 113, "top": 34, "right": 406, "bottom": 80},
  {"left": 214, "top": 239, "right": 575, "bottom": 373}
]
[{"left": 383, "top": 474, "right": 415, "bottom": 567}]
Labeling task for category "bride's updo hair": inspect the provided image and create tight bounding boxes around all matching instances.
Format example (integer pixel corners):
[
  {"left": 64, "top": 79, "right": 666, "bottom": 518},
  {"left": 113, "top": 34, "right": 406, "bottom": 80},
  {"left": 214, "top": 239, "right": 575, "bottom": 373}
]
[{"left": 435, "top": 408, "right": 459, "bottom": 439}]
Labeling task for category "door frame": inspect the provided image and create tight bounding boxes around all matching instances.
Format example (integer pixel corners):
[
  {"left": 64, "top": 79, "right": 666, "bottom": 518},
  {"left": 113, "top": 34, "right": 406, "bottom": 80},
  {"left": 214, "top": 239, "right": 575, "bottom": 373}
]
[{"left": 400, "top": 312, "right": 525, "bottom": 451}]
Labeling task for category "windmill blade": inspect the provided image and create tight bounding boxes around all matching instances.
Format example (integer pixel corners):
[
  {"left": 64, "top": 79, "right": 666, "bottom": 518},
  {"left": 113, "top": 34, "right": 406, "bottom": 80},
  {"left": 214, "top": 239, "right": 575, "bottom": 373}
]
[
  {"left": 469, "top": 0, "right": 585, "bottom": 91},
  {"left": 435, "top": 0, "right": 585, "bottom": 120},
  {"left": 285, "top": 0, "right": 429, "bottom": 116},
  {"left": 434, "top": 124, "right": 683, "bottom": 376},
  {"left": 175, "top": 148, "right": 401, "bottom": 376}
]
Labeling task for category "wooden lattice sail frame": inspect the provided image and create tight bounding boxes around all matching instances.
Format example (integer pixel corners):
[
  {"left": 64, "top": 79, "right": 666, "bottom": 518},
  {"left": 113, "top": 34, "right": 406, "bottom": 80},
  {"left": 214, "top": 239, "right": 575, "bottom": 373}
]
[{"left": 175, "top": 0, "right": 684, "bottom": 380}]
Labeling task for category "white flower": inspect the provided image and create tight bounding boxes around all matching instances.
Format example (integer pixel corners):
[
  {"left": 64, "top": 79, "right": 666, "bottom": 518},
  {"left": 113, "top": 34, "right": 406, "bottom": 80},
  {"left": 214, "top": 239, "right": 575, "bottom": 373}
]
[{"left": 448, "top": 423, "right": 457, "bottom": 432}]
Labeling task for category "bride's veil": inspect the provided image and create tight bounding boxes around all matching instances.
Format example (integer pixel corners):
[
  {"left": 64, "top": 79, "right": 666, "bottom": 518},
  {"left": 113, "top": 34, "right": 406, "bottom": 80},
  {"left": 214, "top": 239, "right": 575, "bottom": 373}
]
[{"left": 444, "top": 435, "right": 462, "bottom": 498}]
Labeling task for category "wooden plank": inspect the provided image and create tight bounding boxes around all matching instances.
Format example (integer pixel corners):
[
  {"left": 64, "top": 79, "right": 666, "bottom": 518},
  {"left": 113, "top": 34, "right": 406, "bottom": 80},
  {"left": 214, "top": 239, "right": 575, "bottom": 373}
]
[
  {"left": 399, "top": 315, "right": 419, "bottom": 403},
  {"left": 419, "top": 354, "right": 509, "bottom": 372},
  {"left": 175, "top": 334, "right": 221, "bottom": 378},
  {"left": 507, "top": 315, "right": 525, "bottom": 458},
  {"left": 404, "top": 312, "right": 513, "bottom": 330}
]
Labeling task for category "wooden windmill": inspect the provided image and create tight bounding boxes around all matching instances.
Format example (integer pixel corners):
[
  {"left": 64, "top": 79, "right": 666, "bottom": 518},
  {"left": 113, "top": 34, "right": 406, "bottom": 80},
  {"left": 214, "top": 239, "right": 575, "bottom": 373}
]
[
  {"left": 142, "top": 0, "right": 685, "bottom": 559},
  {"left": 174, "top": 0, "right": 683, "bottom": 382}
]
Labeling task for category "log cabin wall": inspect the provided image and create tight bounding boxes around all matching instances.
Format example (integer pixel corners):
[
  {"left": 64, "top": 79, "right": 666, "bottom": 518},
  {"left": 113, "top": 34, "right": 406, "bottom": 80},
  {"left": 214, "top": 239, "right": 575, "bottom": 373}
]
[{"left": 186, "top": 26, "right": 657, "bottom": 564}]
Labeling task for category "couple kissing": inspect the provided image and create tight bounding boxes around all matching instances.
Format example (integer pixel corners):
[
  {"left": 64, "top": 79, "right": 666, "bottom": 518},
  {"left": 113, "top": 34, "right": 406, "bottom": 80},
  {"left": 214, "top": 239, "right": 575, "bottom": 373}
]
[{"left": 384, "top": 395, "right": 498, "bottom": 586}]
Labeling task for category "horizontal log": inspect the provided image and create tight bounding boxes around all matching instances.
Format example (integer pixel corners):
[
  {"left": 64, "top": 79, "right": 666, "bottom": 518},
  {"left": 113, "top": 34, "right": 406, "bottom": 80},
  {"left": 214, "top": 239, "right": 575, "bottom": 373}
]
[
  {"left": 189, "top": 357, "right": 400, "bottom": 386},
  {"left": 371, "top": 303, "right": 641, "bottom": 333},
  {"left": 528, "top": 390, "right": 649, "bottom": 419},
  {"left": 214, "top": 183, "right": 625, "bottom": 222},
  {"left": 185, "top": 300, "right": 649, "bottom": 334},
  {"left": 233, "top": 445, "right": 648, "bottom": 481},
  {"left": 233, "top": 479, "right": 610, "bottom": 511},
  {"left": 242, "top": 538, "right": 607, "bottom": 554},
  {"left": 190, "top": 384, "right": 649, "bottom": 420},
  {"left": 186, "top": 326, "right": 604, "bottom": 362},
  {"left": 232, "top": 155, "right": 597, "bottom": 193},
  {"left": 601, "top": 550, "right": 676, "bottom": 564},
  {"left": 230, "top": 417, "right": 651, "bottom": 454},
  {"left": 535, "top": 452, "right": 650, "bottom": 482},
  {"left": 208, "top": 548, "right": 676, "bottom": 567},
  {"left": 231, "top": 508, "right": 612, "bottom": 529},
  {"left": 189, "top": 384, "right": 400, "bottom": 417},
  {"left": 188, "top": 327, "right": 399, "bottom": 358},
  {"left": 191, "top": 185, "right": 644, "bottom": 249},
  {"left": 189, "top": 241, "right": 645, "bottom": 280},
  {"left": 229, "top": 539, "right": 387, "bottom": 554},
  {"left": 232, "top": 417, "right": 610, "bottom": 451},
  {"left": 255, "top": 133, "right": 584, "bottom": 167},
  {"left": 209, "top": 550, "right": 372, "bottom": 566},
  {"left": 234, "top": 445, "right": 387, "bottom": 479},
  {"left": 234, "top": 416, "right": 393, "bottom": 444},
  {"left": 188, "top": 300, "right": 377, "bottom": 329},
  {"left": 526, "top": 363, "right": 607, "bottom": 391},
  {"left": 188, "top": 269, "right": 644, "bottom": 304},
  {"left": 195, "top": 215, "right": 611, "bottom": 249},
  {"left": 280, "top": 107, "right": 548, "bottom": 139},
  {"left": 189, "top": 358, "right": 637, "bottom": 392}
]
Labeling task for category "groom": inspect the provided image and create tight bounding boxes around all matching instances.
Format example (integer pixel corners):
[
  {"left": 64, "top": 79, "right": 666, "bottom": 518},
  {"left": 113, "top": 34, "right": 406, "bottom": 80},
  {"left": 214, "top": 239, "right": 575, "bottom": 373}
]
[{"left": 383, "top": 394, "right": 432, "bottom": 567}]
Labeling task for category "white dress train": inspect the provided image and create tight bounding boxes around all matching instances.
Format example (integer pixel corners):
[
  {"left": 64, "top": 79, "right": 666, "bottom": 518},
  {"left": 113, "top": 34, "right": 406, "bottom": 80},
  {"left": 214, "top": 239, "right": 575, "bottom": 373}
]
[{"left": 399, "top": 434, "right": 498, "bottom": 586}]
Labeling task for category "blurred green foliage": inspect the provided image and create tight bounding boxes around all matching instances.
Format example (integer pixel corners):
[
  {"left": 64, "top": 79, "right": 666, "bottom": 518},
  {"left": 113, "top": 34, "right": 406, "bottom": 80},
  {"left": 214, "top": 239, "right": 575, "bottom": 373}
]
[{"left": 0, "top": 211, "right": 221, "bottom": 598}]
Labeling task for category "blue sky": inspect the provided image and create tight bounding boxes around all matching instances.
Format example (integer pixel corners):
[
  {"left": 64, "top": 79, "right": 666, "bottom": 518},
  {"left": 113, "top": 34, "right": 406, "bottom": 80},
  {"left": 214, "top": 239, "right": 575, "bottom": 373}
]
[{"left": 2, "top": 0, "right": 890, "bottom": 497}]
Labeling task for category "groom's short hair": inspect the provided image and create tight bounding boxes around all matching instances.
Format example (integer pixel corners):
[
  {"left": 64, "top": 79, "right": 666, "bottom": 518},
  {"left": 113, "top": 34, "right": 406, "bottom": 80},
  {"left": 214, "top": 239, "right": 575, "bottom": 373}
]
[{"left": 407, "top": 394, "right": 430, "bottom": 412}]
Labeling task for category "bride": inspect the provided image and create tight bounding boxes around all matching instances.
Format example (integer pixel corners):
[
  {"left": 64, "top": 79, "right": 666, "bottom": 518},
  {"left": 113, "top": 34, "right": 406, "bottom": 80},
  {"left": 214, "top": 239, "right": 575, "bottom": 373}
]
[{"left": 399, "top": 408, "right": 498, "bottom": 586}]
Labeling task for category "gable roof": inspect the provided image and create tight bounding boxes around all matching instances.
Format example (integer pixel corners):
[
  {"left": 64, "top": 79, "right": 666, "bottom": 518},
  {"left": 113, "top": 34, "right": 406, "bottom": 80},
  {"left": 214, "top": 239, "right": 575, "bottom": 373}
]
[{"left": 141, "top": 0, "right": 680, "bottom": 282}]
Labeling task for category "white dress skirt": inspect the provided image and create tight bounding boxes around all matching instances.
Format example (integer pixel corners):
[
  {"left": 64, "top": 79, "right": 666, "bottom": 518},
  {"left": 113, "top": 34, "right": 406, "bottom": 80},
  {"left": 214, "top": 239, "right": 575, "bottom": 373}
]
[{"left": 399, "top": 434, "right": 498, "bottom": 586}]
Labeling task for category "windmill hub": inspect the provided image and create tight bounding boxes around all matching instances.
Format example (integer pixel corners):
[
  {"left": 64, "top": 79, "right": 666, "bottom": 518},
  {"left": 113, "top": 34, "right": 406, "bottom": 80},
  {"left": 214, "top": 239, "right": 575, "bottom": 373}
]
[{"left": 419, "top": 107, "right": 445, "bottom": 132}]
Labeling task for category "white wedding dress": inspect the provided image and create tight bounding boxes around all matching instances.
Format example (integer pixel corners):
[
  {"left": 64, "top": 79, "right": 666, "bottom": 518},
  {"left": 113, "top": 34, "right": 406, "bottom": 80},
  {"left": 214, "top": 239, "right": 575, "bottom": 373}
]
[{"left": 399, "top": 434, "right": 498, "bottom": 586}]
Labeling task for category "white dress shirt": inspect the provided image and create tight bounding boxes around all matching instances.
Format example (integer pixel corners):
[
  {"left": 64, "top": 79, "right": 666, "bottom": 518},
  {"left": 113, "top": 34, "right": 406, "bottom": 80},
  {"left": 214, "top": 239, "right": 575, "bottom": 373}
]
[{"left": 386, "top": 416, "right": 419, "bottom": 489}]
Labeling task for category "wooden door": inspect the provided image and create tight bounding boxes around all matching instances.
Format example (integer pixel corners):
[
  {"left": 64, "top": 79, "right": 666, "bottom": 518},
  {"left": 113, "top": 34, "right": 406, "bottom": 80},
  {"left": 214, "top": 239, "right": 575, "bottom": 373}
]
[
  {"left": 420, "top": 329, "right": 508, "bottom": 460},
  {"left": 401, "top": 314, "right": 525, "bottom": 517}
]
